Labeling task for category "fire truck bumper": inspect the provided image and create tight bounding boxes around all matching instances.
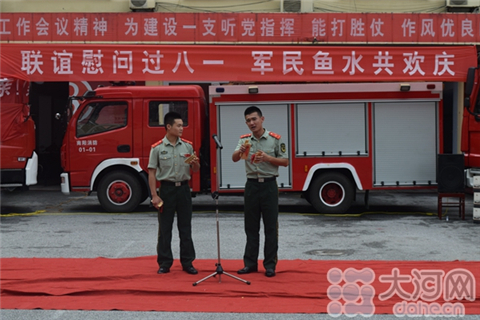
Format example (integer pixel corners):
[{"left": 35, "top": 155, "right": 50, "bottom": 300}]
[
  {"left": 25, "top": 152, "right": 38, "bottom": 186},
  {"left": 60, "top": 173, "right": 70, "bottom": 195}
]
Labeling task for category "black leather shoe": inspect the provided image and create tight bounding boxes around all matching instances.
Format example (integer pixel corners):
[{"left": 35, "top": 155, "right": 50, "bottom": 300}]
[
  {"left": 183, "top": 266, "right": 198, "bottom": 275},
  {"left": 237, "top": 266, "right": 258, "bottom": 274},
  {"left": 265, "top": 269, "right": 276, "bottom": 277},
  {"left": 157, "top": 267, "right": 170, "bottom": 274}
]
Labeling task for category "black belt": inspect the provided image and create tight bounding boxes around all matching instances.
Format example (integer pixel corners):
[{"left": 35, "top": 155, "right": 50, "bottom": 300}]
[
  {"left": 161, "top": 180, "right": 188, "bottom": 187},
  {"left": 247, "top": 177, "right": 276, "bottom": 183}
]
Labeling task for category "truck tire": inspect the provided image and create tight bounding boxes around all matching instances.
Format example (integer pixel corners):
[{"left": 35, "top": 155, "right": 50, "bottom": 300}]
[
  {"left": 97, "top": 171, "right": 142, "bottom": 213},
  {"left": 308, "top": 172, "right": 355, "bottom": 214}
]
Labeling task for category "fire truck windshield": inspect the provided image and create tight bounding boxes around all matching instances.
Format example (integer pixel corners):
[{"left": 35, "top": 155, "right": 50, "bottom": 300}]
[{"left": 76, "top": 101, "right": 128, "bottom": 137}]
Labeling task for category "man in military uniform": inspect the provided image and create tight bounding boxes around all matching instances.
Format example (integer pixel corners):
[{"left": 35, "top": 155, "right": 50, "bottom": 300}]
[
  {"left": 232, "top": 106, "right": 289, "bottom": 277},
  {"left": 148, "top": 111, "right": 200, "bottom": 275}
]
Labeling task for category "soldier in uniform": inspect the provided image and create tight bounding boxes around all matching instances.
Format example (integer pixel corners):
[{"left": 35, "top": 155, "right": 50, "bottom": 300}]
[
  {"left": 148, "top": 111, "right": 200, "bottom": 275},
  {"left": 232, "top": 106, "right": 289, "bottom": 277}
]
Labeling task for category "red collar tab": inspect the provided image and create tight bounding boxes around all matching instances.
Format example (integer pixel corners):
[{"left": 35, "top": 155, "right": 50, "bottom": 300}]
[
  {"left": 181, "top": 138, "right": 193, "bottom": 145},
  {"left": 151, "top": 139, "right": 163, "bottom": 148},
  {"left": 269, "top": 132, "right": 281, "bottom": 139}
]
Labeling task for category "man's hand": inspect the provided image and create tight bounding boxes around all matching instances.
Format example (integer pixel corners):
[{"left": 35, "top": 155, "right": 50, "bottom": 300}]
[
  {"left": 239, "top": 140, "right": 251, "bottom": 159},
  {"left": 238, "top": 144, "right": 247, "bottom": 154},
  {"left": 233, "top": 143, "right": 252, "bottom": 162},
  {"left": 252, "top": 150, "right": 267, "bottom": 163},
  {"left": 187, "top": 152, "right": 200, "bottom": 172},
  {"left": 184, "top": 153, "right": 198, "bottom": 164},
  {"left": 151, "top": 195, "right": 163, "bottom": 210}
]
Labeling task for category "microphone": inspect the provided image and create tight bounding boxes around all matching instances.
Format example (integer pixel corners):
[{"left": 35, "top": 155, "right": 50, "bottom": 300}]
[{"left": 212, "top": 134, "right": 223, "bottom": 149}]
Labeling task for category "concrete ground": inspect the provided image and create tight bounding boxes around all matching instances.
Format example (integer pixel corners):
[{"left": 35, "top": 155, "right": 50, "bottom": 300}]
[{"left": 1, "top": 187, "right": 479, "bottom": 320}]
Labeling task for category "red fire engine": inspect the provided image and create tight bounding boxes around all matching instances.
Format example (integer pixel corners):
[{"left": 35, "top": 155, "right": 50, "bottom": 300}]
[{"left": 59, "top": 79, "right": 480, "bottom": 213}]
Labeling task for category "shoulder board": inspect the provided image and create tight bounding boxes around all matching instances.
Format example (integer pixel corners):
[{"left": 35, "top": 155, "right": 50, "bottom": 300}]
[
  {"left": 181, "top": 138, "right": 193, "bottom": 145},
  {"left": 240, "top": 133, "right": 252, "bottom": 139},
  {"left": 269, "top": 132, "right": 281, "bottom": 140},
  {"left": 151, "top": 139, "right": 163, "bottom": 148}
]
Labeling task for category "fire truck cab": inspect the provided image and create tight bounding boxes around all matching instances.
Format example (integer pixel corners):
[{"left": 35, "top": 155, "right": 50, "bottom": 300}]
[{"left": 60, "top": 85, "right": 206, "bottom": 212}]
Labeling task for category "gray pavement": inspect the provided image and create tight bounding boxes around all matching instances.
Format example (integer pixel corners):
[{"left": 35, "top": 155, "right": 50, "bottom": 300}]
[{"left": 1, "top": 187, "right": 479, "bottom": 319}]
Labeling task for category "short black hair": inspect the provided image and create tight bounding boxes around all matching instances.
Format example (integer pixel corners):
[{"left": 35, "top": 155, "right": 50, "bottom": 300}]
[
  {"left": 164, "top": 111, "right": 182, "bottom": 129},
  {"left": 244, "top": 106, "right": 262, "bottom": 117}
]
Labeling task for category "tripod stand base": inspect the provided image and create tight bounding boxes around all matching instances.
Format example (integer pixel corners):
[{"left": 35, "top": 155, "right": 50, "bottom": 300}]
[
  {"left": 193, "top": 190, "right": 251, "bottom": 286},
  {"left": 193, "top": 263, "right": 251, "bottom": 286}
]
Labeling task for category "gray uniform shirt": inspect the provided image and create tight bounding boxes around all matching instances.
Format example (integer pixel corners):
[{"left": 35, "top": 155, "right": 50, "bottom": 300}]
[
  {"left": 148, "top": 136, "right": 194, "bottom": 182},
  {"left": 235, "top": 129, "right": 288, "bottom": 179}
]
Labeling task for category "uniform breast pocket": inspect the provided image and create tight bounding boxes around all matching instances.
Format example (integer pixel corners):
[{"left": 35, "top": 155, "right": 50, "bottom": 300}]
[
  {"left": 180, "top": 154, "right": 191, "bottom": 168},
  {"left": 264, "top": 148, "right": 276, "bottom": 157},
  {"left": 160, "top": 154, "right": 173, "bottom": 167}
]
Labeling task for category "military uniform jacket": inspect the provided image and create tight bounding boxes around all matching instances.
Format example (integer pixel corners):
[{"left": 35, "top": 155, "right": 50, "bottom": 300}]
[
  {"left": 235, "top": 129, "right": 288, "bottom": 179},
  {"left": 148, "top": 136, "right": 194, "bottom": 182}
]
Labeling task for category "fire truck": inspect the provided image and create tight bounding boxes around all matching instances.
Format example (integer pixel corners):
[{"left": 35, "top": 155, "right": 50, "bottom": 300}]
[
  {"left": 59, "top": 77, "right": 480, "bottom": 213},
  {"left": 0, "top": 78, "right": 38, "bottom": 190}
]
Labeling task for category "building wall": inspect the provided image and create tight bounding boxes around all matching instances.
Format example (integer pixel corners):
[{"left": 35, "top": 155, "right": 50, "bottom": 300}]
[
  {"left": 1, "top": 0, "right": 449, "bottom": 13},
  {"left": 153, "top": 0, "right": 448, "bottom": 13},
  {"left": 1, "top": 0, "right": 130, "bottom": 12}
]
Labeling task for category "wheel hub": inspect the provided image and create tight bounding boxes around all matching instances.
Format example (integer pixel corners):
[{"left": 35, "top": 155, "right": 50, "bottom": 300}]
[
  {"left": 321, "top": 183, "right": 344, "bottom": 205},
  {"left": 108, "top": 181, "right": 131, "bottom": 204}
]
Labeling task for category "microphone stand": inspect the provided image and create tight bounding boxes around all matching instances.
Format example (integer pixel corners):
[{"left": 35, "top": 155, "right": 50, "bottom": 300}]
[{"left": 193, "top": 135, "right": 250, "bottom": 286}]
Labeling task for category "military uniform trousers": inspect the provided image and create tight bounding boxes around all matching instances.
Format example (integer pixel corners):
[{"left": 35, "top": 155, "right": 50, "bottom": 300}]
[
  {"left": 243, "top": 179, "right": 279, "bottom": 270},
  {"left": 156, "top": 183, "right": 195, "bottom": 269}
]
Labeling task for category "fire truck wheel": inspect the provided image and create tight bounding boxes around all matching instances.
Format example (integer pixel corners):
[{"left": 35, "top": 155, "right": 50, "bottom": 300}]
[
  {"left": 97, "top": 171, "right": 142, "bottom": 213},
  {"left": 309, "top": 172, "right": 354, "bottom": 214}
]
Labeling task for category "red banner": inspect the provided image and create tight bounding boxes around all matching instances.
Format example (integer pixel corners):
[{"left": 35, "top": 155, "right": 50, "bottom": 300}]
[
  {"left": 1, "top": 12, "right": 480, "bottom": 44},
  {"left": 0, "top": 44, "right": 476, "bottom": 82}
]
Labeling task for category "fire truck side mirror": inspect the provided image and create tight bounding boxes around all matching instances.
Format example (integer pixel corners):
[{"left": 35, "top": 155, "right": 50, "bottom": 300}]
[
  {"left": 464, "top": 67, "right": 477, "bottom": 110},
  {"left": 464, "top": 97, "right": 470, "bottom": 109},
  {"left": 465, "top": 67, "right": 476, "bottom": 97}
]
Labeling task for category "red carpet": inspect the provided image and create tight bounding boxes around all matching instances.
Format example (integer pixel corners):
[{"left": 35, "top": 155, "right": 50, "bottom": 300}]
[{"left": 1, "top": 257, "right": 479, "bottom": 315}]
